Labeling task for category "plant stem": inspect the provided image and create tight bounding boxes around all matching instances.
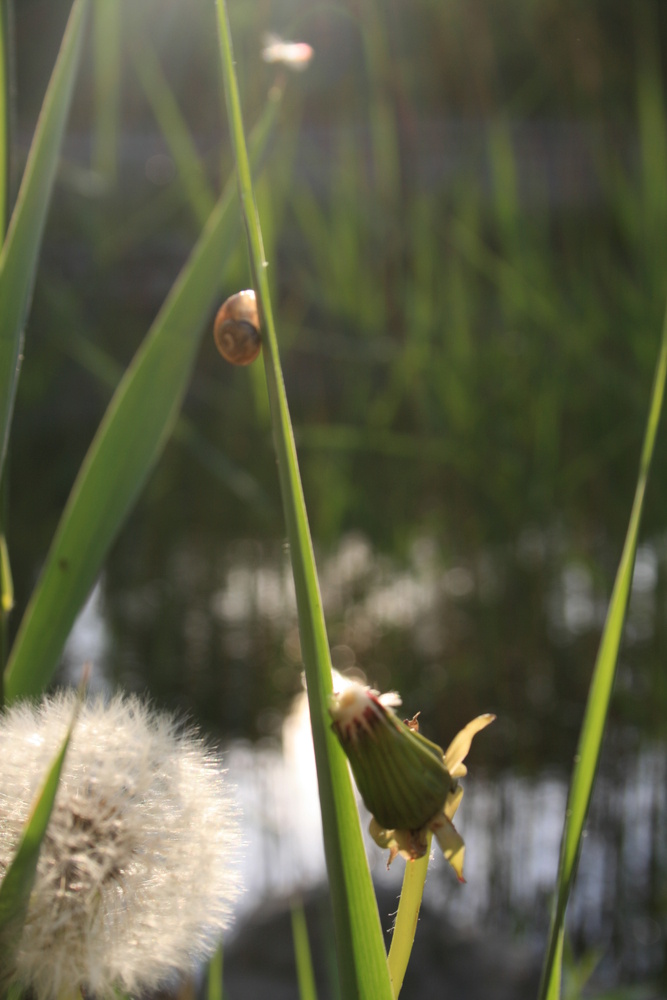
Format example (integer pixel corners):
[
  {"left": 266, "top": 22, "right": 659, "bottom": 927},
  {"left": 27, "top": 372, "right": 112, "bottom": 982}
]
[
  {"left": 387, "top": 833, "right": 431, "bottom": 998},
  {"left": 537, "top": 293, "right": 667, "bottom": 1000},
  {"left": 213, "top": 5, "right": 393, "bottom": 997}
]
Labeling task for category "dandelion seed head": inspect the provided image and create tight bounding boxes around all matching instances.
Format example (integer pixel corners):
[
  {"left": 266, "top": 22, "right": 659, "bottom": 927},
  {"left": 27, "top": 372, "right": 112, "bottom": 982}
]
[{"left": 0, "top": 691, "right": 242, "bottom": 1000}]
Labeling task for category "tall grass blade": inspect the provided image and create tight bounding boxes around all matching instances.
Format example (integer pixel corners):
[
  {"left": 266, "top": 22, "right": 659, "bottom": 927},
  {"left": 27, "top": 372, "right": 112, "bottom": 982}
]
[
  {"left": 0, "top": 0, "right": 12, "bottom": 236},
  {"left": 132, "top": 40, "right": 216, "bottom": 227},
  {"left": 0, "top": 689, "right": 81, "bottom": 995},
  {"left": 92, "top": 0, "right": 121, "bottom": 183},
  {"left": 42, "top": 284, "right": 273, "bottom": 518},
  {"left": 0, "top": 0, "right": 89, "bottom": 476},
  {"left": 291, "top": 901, "right": 318, "bottom": 1000},
  {"left": 214, "top": 5, "right": 392, "bottom": 997},
  {"left": 0, "top": 0, "right": 11, "bottom": 689},
  {"left": 537, "top": 301, "right": 667, "bottom": 999},
  {"left": 3, "top": 96, "right": 281, "bottom": 704}
]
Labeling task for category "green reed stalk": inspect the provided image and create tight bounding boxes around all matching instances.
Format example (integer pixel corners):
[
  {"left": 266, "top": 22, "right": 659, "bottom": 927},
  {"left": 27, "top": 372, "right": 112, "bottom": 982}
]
[
  {"left": 538, "top": 299, "right": 667, "bottom": 999},
  {"left": 214, "top": 4, "right": 392, "bottom": 997},
  {"left": 0, "top": 0, "right": 12, "bottom": 683},
  {"left": 0, "top": 0, "right": 89, "bottom": 477},
  {"left": 291, "top": 901, "right": 318, "bottom": 1000},
  {"left": 132, "top": 40, "right": 216, "bottom": 227},
  {"left": 91, "top": 0, "right": 121, "bottom": 184}
]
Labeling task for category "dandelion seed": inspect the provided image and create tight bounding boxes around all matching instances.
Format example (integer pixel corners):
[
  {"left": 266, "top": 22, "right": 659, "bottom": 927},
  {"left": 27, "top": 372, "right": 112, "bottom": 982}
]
[
  {"left": 330, "top": 680, "right": 494, "bottom": 879},
  {"left": 0, "top": 691, "right": 242, "bottom": 1000}
]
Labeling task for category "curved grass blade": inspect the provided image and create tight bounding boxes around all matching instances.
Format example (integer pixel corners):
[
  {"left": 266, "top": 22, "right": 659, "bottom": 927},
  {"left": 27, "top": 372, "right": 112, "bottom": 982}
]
[
  {"left": 537, "top": 300, "right": 667, "bottom": 1000},
  {"left": 0, "top": 689, "right": 81, "bottom": 995},
  {"left": 3, "top": 94, "right": 281, "bottom": 705},
  {"left": 214, "top": 6, "right": 392, "bottom": 997},
  {"left": 0, "top": 0, "right": 89, "bottom": 476},
  {"left": 291, "top": 901, "right": 318, "bottom": 1000}
]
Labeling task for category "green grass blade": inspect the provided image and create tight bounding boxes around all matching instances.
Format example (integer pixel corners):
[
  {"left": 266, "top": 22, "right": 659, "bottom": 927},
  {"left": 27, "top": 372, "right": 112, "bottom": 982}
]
[
  {"left": 0, "top": 0, "right": 89, "bottom": 476},
  {"left": 132, "top": 40, "right": 216, "bottom": 227},
  {"left": 3, "top": 95, "right": 281, "bottom": 705},
  {"left": 214, "top": 6, "right": 392, "bottom": 998},
  {"left": 0, "top": 0, "right": 12, "bottom": 692},
  {"left": 537, "top": 300, "right": 667, "bottom": 1000},
  {"left": 41, "top": 286, "right": 273, "bottom": 518},
  {"left": 0, "top": 690, "right": 80, "bottom": 994},
  {"left": 92, "top": 0, "right": 121, "bottom": 183},
  {"left": 0, "top": 534, "right": 12, "bottom": 615},
  {"left": 0, "top": 529, "right": 12, "bottom": 698},
  {"left": 0, "top": 0, "right": 12, "bottom": 237},
  {"left": 545, "top": 930, "right": 563, "bottom": 1000},
  {"left": 291, "top": 901, "right": 318, "bottom": 1000}
]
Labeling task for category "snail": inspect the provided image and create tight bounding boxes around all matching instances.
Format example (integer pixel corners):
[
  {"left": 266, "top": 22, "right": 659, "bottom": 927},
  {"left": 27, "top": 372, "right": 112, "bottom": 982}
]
[{"left": 213, "top": 289, "right": 261, "bottom": 365}]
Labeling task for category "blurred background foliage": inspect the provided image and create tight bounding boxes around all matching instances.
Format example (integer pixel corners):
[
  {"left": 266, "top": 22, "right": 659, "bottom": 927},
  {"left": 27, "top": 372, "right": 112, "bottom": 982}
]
[
  {"left": 10, "top": 0, "right": 667, "bottom": 727},
  {"left": 6, "top": 0, "right": 667, "bottom": 986},
  {"left": 11, "top": 0, "right": 667, "bottom": 744}
]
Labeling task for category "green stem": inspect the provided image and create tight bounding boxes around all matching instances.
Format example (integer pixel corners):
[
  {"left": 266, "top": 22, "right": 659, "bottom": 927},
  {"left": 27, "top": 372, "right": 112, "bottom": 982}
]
[
  {"left": 214, "top": 5, "right": 392, "bottom": 998},
  {"left": 537, "top": 294, "right": 667, "bottom": 1000},
  {"left": 0, "top": 0, "right": 12, "bottom": 691},
  {"left": 387, "top": 833, "right": 431, "bottom": 998},
  {"left": 207, "top": 942, "right": 224, "bottom": 1000},
  {"left": 291, "top": 900, "right": 318, "bottom": 1000},
  {"left": 0, "top": 0, "right": 13, "bottom": 235}
]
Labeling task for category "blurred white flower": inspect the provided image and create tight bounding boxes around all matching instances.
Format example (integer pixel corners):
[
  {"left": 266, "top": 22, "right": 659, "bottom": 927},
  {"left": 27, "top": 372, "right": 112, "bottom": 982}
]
[
  {"left": 0, "top": 691, "right": 241, "bottom": 1000},
  {"left": 261, "top": 33, "right": 314, "bottom": 71}
]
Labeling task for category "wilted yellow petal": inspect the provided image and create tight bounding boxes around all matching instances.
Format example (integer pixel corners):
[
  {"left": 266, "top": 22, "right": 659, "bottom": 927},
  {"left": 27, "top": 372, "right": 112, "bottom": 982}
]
[
  {"left": 444, "top": 782, "right": 464, "bottom": 820},
  {"left": 431, "top": 813, "right": 466, "bottom": 882},
  {"left": 443, "top": 714, "right": 495, "bottom": 778}
]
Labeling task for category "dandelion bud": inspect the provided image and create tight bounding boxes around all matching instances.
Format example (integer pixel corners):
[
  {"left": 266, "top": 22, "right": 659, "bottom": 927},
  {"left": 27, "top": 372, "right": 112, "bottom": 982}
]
[
  {"left": 329, "top": 680, "right": 494, "bottom": 878},
  {"left": 330, "top": 683, "right": 451, "bottom": 831},
  {"left": 0, "top": 692, "right": 242, "bottom": 1000}
]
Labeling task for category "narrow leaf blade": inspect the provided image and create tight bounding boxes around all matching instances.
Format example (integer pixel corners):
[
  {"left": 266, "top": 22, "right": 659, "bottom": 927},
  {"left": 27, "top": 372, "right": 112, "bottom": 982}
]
[
  {"left": 0, "top": 0, "right": 89, "bottom": 474},
  {"left": 292, "top": 902, "right": 318, "bottom": 1000},
  {"left": 538, "top": 301, "right": 667, "bottom": 998},
  {"left": 214, "top": 6, "right": 393, "bottom": 997},
  {"left": 4, "top": 96, "right": 281, "bottom": 704},
  {"left": 0, "top": 695, "right": 80, "bottom": 992}
]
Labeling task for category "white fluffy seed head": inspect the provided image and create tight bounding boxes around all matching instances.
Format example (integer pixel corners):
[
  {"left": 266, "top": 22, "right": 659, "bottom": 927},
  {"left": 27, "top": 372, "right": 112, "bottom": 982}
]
[{"left": 0, "top": 691, "right": 242, "bottom": 1000}]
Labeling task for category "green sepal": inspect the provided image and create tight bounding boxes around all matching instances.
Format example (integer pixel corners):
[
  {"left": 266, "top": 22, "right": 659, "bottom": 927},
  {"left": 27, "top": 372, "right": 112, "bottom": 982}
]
[{"left": 333, "top": 701, "right": 451, "bottom": 831}]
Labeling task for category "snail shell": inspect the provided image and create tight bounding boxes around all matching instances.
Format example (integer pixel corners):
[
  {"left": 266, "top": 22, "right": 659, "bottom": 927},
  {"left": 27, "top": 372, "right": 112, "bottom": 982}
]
[{"left": 214, "top": 289, "right": 261, "bottom": 365}]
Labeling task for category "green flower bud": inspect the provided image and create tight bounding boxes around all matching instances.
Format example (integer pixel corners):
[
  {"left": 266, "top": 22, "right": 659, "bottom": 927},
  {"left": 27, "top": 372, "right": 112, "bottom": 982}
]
[
  {"left": 330, "top": 684, "right": 451, "bottom": 831},
  {"left": 329, "top": 680, "right": 494, "bottom": 879}
]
